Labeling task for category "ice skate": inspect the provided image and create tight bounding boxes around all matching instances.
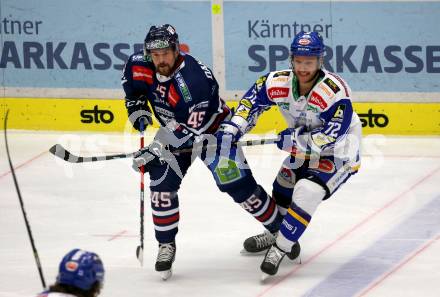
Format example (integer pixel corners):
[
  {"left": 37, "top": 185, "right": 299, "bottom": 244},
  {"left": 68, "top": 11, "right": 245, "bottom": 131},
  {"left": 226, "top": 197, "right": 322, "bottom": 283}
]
[
  {"left": 286, "top": 241, "right": 301, "bottom": 261},
  {"left": 155, "top": 242, "right": 176, "bottom": 280},
  {"left": 260, "top": 244, "right": 286, "bottom": 279},
  {"left": 242, "top": 230, "right": 276, "bottom": 254}
]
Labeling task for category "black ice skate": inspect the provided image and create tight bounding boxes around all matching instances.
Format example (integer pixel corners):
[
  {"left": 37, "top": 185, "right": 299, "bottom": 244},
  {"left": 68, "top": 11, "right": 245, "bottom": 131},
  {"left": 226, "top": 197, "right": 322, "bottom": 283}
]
[
  {"left": 260, "top": 244, "right": 286, "bottom": 279},
  {"left": 243, "top": 230, "right": 276, "bottom": 253},
  {"left": 155, "top": 242, "right": 176, "bottom": 280},
  {"left": 286, "top": 241, "right": 301, "bottom": 260}
]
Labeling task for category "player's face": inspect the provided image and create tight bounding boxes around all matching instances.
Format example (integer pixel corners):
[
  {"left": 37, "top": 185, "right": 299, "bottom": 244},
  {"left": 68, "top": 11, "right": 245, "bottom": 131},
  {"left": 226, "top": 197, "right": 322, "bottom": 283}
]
[
  {"left": 292, "top": 55, "right": 321, "bottom": 84},
  {"left": 150, "top": 48, "right": 179, "bottom": 76}
]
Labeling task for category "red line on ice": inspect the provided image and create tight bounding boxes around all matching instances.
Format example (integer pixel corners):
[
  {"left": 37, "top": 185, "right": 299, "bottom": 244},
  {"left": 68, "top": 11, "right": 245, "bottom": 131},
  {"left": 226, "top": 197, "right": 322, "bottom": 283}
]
[{"left": 255, "top": 166, "right": 440, "bottom": 297}]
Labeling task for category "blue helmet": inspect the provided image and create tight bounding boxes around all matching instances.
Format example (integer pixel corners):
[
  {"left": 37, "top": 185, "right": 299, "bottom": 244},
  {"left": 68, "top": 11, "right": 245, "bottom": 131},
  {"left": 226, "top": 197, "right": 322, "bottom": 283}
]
[
  {"left": 290, "top": 31, "right": 325, "bottom": 57},
  {"left": 57, "top": 249, "right": 105, "bottom": 291}
]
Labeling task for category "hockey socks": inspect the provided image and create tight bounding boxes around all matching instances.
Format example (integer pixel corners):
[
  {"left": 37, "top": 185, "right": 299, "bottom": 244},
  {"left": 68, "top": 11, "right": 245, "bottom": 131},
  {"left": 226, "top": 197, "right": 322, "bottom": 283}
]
[
  {"left": 239, "top": 185, "right": 282, "bottom": 233},
  {"left": 277, "top": 203, "right": 311, "bottom": 248}
]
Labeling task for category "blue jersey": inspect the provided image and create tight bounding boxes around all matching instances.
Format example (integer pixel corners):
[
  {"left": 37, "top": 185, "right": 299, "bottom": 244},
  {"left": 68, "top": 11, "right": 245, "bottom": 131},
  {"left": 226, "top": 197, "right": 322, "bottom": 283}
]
[{"left": 122, "top": 51, "right": 229, "bottom": 142}]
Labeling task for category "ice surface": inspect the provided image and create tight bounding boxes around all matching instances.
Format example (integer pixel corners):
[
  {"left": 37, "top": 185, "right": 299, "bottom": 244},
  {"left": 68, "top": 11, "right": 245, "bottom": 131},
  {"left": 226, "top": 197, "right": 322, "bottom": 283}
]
[{"left": 1, "top": 131, "right": 439, "bottom": 297}]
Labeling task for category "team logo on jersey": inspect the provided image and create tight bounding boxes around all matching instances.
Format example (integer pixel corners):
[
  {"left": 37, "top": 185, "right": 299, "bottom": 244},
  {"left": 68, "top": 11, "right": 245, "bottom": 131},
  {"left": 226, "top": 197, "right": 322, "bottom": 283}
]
[
  {"left": 309, "top": 92, "right": 328, "bottom": 109},
  {"left": 268, "top": 87, "right": 289, "bottom": 99},
  {"left": 132, "top": 66, "right": 153, "bottom": 84},
  {"left": 323, "top": 78, "right": 340, "bottom": 94}
]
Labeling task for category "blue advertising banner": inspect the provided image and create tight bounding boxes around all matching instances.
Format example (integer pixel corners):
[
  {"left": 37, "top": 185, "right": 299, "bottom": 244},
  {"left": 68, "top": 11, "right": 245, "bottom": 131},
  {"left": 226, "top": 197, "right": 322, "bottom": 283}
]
[
  {"left": 223, "top": 1, "right": 440, "bottom": 92},
  {"left": 0, "top": 0, "right": 212, "bottom": 89}
]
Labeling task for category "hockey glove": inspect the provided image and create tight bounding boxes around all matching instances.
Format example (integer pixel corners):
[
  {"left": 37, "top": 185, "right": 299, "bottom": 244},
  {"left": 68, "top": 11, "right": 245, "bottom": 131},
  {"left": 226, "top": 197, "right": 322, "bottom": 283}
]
[
  {"left": 125, "top": 95, "right": 153, "bottom": 132},
  {"left": 214, "top": 121, "right": 242, "bottom": 146},
  {"left": 275, "top": 127, "right": 307, "bottom": 155},
  {"left": 132, "top": 139, "right": 184, "bottom": 179},
  {"left": 132, "top": 140, "right": 168, "bottom": 171}
]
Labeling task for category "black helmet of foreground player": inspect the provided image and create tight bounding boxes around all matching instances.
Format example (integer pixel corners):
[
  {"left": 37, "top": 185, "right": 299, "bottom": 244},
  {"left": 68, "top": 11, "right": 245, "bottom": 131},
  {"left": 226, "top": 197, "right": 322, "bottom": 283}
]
[{"left": 143, "top": 24, "right": 180, "bottom": 77}]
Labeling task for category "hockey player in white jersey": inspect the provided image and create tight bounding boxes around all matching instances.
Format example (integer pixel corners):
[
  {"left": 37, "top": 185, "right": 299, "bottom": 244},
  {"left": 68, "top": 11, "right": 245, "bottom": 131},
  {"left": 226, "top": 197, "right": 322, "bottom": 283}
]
[
  {"left": 36, "top": 249, "right": 104, "bottom": 297},
  {"left": 218, "top": 31, "right": 362, "bottom": 277}
]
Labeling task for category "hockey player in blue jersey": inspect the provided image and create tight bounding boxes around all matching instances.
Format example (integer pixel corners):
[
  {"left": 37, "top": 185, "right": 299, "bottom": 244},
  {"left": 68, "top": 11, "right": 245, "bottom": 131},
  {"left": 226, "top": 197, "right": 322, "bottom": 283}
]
[
  {"left": 37, "top": 249, "right": 104, "bottom": 297},
  {"left": 123, "top": 24, "right": 283, "bottom": 279},
  {"left": 218, "top": 31, "right": 362, "bottom": 277}
]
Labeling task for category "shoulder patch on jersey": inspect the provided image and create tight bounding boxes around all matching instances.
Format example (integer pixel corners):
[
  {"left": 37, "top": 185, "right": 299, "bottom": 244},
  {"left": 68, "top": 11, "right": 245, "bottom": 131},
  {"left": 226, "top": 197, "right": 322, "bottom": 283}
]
[
  {"left": 317, "top": 82, "right": 333, "bottom": 97},
  {"left": 132, "top": 65, "right": 153, "bottom": 84},
  {"left": 175, "top": 72, "right": 192, "bottom": 103},
  {"left": 329, "top": 73, "right": 350, "bottom": 97},
  {"left": 309, "top": 91, "right": 328, "bottom": 109},
  {"left": 255, "top": 75, "right": 267, "bottom": 91},
  {"left": 240, "top": 98, "right": 252, "bottom": 109},
  {"left": 268, "top": 87, "right": 289, "bottom": 99},
  {"left": 333, "top": 104, "right": 346, "bottom": 119},
  {"left": 273, "top": 71, "right": 290, "bottom": 77},
  {"left": 323, "top": 78, "right": 340, "bottom": 94}
]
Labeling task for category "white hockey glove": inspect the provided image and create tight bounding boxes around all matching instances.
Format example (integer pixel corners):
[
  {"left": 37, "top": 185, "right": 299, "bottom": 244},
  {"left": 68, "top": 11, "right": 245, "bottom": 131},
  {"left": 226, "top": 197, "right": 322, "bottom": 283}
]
[{"left": 214, "top": 121, "right": 242, "bottom": 146}]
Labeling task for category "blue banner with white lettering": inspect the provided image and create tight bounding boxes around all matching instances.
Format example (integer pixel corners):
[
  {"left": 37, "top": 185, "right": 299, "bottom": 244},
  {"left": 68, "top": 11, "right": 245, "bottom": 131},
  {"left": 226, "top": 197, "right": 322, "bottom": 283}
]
[
  {"left": 0, "top": 0, "right": 212, "bottom": 89},
  {"left": 224, "top": 1, "right": 440, "bottom": 92}
]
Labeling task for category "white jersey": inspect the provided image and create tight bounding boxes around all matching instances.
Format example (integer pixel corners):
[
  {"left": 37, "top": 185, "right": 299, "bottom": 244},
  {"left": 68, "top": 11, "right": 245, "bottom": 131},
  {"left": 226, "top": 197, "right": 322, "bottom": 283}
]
[{"left": 228, "top": 68, "right": 361, "bottom": 169}]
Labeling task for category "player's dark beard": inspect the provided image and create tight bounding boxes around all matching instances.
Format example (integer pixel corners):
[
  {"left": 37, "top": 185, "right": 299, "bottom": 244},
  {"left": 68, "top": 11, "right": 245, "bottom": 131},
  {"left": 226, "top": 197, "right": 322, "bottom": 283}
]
[{"left": 157, "top": 63, "right": 172, "bottom": 76}]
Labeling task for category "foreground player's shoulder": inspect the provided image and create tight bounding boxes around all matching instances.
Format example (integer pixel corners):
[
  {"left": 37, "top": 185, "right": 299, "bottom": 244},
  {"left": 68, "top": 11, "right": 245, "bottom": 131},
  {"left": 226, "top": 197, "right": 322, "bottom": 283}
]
[
  {"left": 309, "top": 70, "right": 352, "bottom": 110},
  {"left": 182, "top": 54, "right": 214, "bottom": 81},
  {"left": 265, "top": 69, "right": 292, "bottom": 100},
  {"left": 320, "top": 69, "right": 352, "bottom": 99},
  {"left": 266, "top": 69, "right": 292, "bottom": 85}
]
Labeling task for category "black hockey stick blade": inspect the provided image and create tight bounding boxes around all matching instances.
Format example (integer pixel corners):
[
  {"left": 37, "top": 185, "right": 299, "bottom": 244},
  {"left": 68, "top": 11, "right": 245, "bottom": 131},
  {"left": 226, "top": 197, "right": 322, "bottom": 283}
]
[
  {"left": 136, "top": 245, "right": 144, "bottom": 266},
  {"left": 49, "top": 144, "right": 135, "bottom": 163}
]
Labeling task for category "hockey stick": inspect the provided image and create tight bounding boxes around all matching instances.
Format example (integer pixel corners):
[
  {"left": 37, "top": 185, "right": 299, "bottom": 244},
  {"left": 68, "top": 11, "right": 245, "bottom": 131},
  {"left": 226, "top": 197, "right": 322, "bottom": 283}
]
[
  {"left": 3, "top": 110, "right": 47, "bottom": 289},
  {"left": 49, "top": 137, "right": 279, "bottom": 163},
  {"left": 135, "top": 122, "right": 146, "bottom": 266}
]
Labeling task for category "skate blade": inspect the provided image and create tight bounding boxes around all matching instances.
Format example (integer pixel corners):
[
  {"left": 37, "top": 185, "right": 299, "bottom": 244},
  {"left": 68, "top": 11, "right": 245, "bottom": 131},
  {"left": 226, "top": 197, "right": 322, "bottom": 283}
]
[
  {"left": 260, "top": 273, "right": 271, "bottom": 282},
  {"left": 160, "top": 269, "right": 172, "bottom": 281},
  {"left": 240, "top": 249, "right": 266, "bottom": 256}
]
